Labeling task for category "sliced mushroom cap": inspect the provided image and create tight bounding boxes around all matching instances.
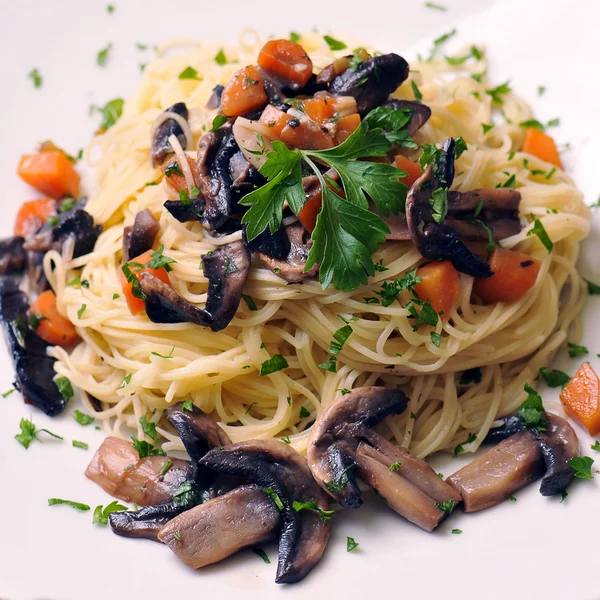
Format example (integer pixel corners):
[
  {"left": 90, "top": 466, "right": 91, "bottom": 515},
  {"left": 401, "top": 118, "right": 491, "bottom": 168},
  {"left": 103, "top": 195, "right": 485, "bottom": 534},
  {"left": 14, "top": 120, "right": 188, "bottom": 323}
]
[
  {"left": 307, "top": 387, "right": 409, "bottom": 507},
  {"left": 123, "top": 209, "right": 160, "bottom": 261},
  {"left": 0, "top": 278, "right": 66, "bottom": 415},
  {"left": 151, "top": 102, "right": 189, "bottom": 167},
  {"left": 243, "top": 224, "right": 291, "bottom": 260},
  {"left": 200, "top": 439, "right": 331, "bottom": 584},
  {"left": 0, "top": 237, "right": 26, "bottom": 275},
  {"left": 206, "top": 85, "right": 224, "bottom": 110},
  {"left": 139, "top": 272, "right": 212, "bottom": 327},
  {"left": 201, "top": 240, "right": 251, "bottom": 331},
  {"left": 163, "top": 197, "right": 206, "bottom": 223},
  {"left": 26, "top": 250, "right": 49, "bottom": 294},
  {"left": 446, "top": 430, "right": 545, "bottom": 512},
  {"left": 158, "top": 485, "right": 282, "bottom": 568},
  {"left": 110, "top": 502, "right": 191, "bottom": 542},
  {"left": 535, "top": 413, "right": 579, "bottom": 496},
  {"left": 255, "top": 223, "right": 318, "bottom": 283},
  {"left": 86, "top": 436, "right": 194, "bottom": 506},
  {"left": 355, "top": 443, "right": 446, "bottom": 532},
  {"left": 406, "top": 140, "right": 492, "bottom": 278},
  {"left": 382, "top": 99, "right": 432, "bottom": 136},
  {"left": 329, "top": 53, "right": 410, "bottom": 115}
]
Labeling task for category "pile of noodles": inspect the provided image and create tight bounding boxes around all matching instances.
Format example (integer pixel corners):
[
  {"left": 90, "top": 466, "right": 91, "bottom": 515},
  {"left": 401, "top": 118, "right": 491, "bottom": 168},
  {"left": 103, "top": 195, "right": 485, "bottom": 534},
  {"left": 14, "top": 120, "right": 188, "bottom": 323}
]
[{"left": 45, "top": 30, "right": 590, "bottom": 458}]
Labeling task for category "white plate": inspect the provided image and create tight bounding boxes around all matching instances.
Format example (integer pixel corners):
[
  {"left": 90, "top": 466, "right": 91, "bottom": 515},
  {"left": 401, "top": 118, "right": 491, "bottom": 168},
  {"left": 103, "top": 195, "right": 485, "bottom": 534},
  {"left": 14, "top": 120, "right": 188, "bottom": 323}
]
[{"left": 1, "top": 1, "right": 600, "bottom": 599}]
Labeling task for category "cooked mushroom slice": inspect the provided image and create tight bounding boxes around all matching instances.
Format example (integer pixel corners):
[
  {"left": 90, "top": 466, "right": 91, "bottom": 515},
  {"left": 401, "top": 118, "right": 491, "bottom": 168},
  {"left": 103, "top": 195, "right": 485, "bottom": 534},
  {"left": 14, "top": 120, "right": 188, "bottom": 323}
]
[
  {"left": 206, "top": 84, "right": 224, "bottom": 110},
  {"left": 382, "top": 99, "right": 432, "bottom": 136},
  {"left": 307, "top": 387, "right": 409, "bottom": 507},
  {"left": 255, "top": 223, "right": 318, "bottom": 283},
  {"left": 201, "top": 240, "right": 251, "bottom": 331},
  {"left": 166, "top": 402, "right": 231, "bottom": 482},
  {"left": 243, "top": 224, "right": 291, "bottom": 259},
  {"left": 406, "top": 139, "right": 492, "bottom": 278},
  {"left": 0, "top": 237, "right": 26, "bottom": 275},
  {"left": 446, "top": 430, "right": 545, "bottom": 512},
  {"left": 163, "top": 197, "right": 205, "bottom": 223},
  {"left": 201, "top": 440, "right": 331, "bottom": 584},
  {"left": 158, "top": 485, "right": 282, "bottom": 567},
  {"left": 483, "top": 415, "right": 525, "bottom": 444},
  {"left": 535, "top": 413, "right": 579, "bottom": 496},
  {"left": 26, "top": 250, "right": 49, "bottom": 293},
  {"left": 328, "top": 54, "right": 410, "bottom": 115},
  {"left": 0, "top": 278, "right": 66, "bottom": 415},
  {"left": 140, "top": 272, "right": 212, "bottom": 326},
  {"left": 355, "top": 443, "right": 446, "bottom": 532},
  {"left": 123, "top": 209, "right": 160, "bottom": 261},
  {"left": 86, "top": 436, "right": 194, "bottom": 506},
  {"left": 110, "top": 502, "right": 190, "bottom": 542},
  {"left": 151, "top": 102, "right": 190, "bottom": 167}
]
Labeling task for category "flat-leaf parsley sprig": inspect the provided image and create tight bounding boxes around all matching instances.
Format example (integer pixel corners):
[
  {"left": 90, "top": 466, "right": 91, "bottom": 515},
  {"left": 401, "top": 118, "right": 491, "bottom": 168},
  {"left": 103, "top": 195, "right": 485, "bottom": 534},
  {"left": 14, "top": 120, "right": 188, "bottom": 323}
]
[{"left": 240, "top": 121, "right": 410, "bottom": 292}]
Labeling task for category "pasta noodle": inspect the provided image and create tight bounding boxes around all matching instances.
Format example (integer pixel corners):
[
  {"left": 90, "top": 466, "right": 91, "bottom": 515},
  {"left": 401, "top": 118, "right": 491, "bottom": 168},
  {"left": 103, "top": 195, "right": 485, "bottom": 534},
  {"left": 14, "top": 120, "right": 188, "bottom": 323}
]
[{"left": 46, "top": 31, "right": 590, "bottom": 459}]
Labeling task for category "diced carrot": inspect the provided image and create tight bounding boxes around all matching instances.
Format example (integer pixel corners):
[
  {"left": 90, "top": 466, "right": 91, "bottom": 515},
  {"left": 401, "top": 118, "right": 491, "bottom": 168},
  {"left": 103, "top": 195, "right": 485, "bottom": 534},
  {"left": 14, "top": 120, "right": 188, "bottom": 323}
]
[
  {"left": 335, "top": 113, "right": 361, "bottom": 144},
  {"left": 221, "top": 65, "right": 268, "bottom": 118},
  {"left": 259, "top": 104, "right": 291, "bottom": 138},
  {"left": 560, "top": 362, "right": 600, "bottom": 436},
  {"left": 280, "top": 118, "right": 334, "bottom": 150},
  {"left": 29, "top": 290, "right": 79, "bottom": 348},
  {"left": 473, "top": 248, "right": 541, "bottom": 303},
  {"left": 14, "top": 198, "right": 57, "bottom": 237},
  {"left": 120, "top": 250, "right": 171, "bottom": 315},
  {"left": 18, "top": 151, "right": 81, "bottom": 199},
  {"left": 414, "top": 261, "right": 461, "bottom": 316},
  {"left": 393, "top": 155, "right": 422, "bottom": 187},
  {"left": 298, "top": 192, "right": 322, "bottom": 233},
  {"left": 257, "top": 39, "right": 313, "bottom": 88},
  {"left": 304, "top": 97, "right": 338, "bottom": 124},
  {"left": 163, "top": 156, "right": 197, "bottom": 195},
  {"left": 522, "top": 127, "right": 562, "bottom": 168}
]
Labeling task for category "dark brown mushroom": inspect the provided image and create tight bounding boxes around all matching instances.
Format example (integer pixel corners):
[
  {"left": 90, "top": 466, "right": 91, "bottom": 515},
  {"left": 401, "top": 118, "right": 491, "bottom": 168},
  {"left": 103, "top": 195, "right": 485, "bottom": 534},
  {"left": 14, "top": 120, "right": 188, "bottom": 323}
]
[
  {"left": 158, "top": 485, "right": 282, "bottom": 567},
  {"left": 0, "top": 278, "right": 66, "bottom": 415},
  {"left": 382, "top": 99, "right": 432, "bottom": 136},
  {"left": 200, "top": 439, "right": 331, "bottom": 584},
  {"left": 0, "top": 237, "right": 26, "bottom": 275},
  {"left": 151, "top": 102, "right": 189, "bottom": 167},
  {"left": 85, "top": 436, "right": 194, "bottom": 506},
  {"left": 123, "top": 209, "right": 160, "bottom": 261},
  {"left": 110, "top": 502, "right": 191, "bottom": 542},
  {"left": 243, "top": 224, "right": 291, "bottom": 259},
  {"left": 307, "top": 387, "right": 409, "bottom": 508},
  {"left": 206, "top": 85, "right": 224, "bottom": 110},
  {"left": 163, "top": 197, "right": 205, "bottom": 223},
  {"left": 26, "top": 250, "right": 49, "bottom": 293},
  {"left": 446, "top": 430, "right": 545, "bottom": 512},
  {"left": 255, "top": 223, "right": 318, "bottom": 282},
  {"left": 328, "top": 54, "right": 410, "bottom": 115},
  {"left": 405, "top": 139, "right": 493, "bottom": 278}
]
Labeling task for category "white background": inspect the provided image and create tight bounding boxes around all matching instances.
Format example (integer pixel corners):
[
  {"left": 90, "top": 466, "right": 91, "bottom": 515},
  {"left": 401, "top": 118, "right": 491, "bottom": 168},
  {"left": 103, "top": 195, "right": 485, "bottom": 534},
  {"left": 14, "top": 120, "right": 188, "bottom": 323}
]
[{"left": 1, "top": 0, "right": 600, "bottom": 599}]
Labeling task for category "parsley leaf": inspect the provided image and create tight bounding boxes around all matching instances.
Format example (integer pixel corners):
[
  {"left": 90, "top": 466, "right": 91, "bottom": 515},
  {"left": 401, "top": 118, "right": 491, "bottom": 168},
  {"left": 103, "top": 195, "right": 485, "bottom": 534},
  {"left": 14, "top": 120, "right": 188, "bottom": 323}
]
[
  {"left": 299, "top": 406, "right": 311, "bottom": 419},
  {"left": 411, "top": 80, "right": 423, "bottom": 101},
  {"left": 73, "top": 410, "right": 95, "bottom": 426},
  {"left": 90, "top": 98, "right": 124, "bottom": 130},
  {"left": 214, "top": 49, "right": 227, "bottom": 65},
  {"left": 389, "top": 462, "right": 402, "bottom": 472},
  {"left": 527, "top": 218, "right": 553, "bottom": 252},
  {"left": 586, "top": 279, "right": 600, "bottom": 295},
  {"left": 323, "top": 35, "right": 347, "bottom": 50},
  {"left": 48, "top": 498, "right": 90, "bottom": 511},
  {"left": 28, "top": 68, "right": 43, "bottom": 88},
  {"left": 591, "top": 441, "right": 600, "bottom": 452},
  {"left": 172, "top": 481, "right": 203, "bottom": 507},
  {"left": 241, "top": 294, "right": 258, "bottom": 310},
  {"left": 54, "top": 376, "right": 74, "bottom": 401},
  {"left": 146, "top": 245, "right": 176, "bottom": 272},
  {"left": 211, "top": 114, "right": 228, "bottom": 132},
  {"left": 260, "top": 355, "right": 288, "bottom": 376},
  {"left": 430, "top": 187, "right": 448, "bottom": 223},
  {"left": 253, "top": 548, "right": 271, "bottom": 563},
  {"left": 181, "top": 399, "right": 194, "bottom": 411},
  {"left": 72, "top": 440, "right": 88, "bottom": 450},
  {"left": 430, "top": 332, "right": 441, "bottom": 347},
  {"left": 567, "top": 456, "right": 594, "bottom": 479},
  {"left": 178, "top": 66, "right": 201, "bottom": 80},
  {"left": 290, "top": 32, "right": 301, "bottom": 43},
  {"left": 263, "top": 487, "right": 285, "bottom": 510},
  {"left": 92, "top": 500, "right": 128, "bottom": 525},
  {"left": 374, "top": 268, "right": 422, "bottom": 307},
  {"left": 318, "top": 357, "right": 338, "bottom": 372},
  {"left": 452, "top": 529, "right": 462, "bottom": 534},
  {"left": 425, "top": 2, "right": 447, "bottom": 10},
  {"left": 151, "top": 347, "right": 174, "bottom": 359},
  {"left": 97, "top": 43, "right": 112, "bottom": 67},
  {"left": 517, "top": 383, "right": 547, "bottom": 431},
  {"left": 139, "top": 414, "right": 159, "bottom": 442},
  {"left": 567, "top": 342, "right": 588, "bottom": 358},
  {"left": 537, "top": 367, "right": 571, "bottom": 389},
  {"left": 329, "top": 325, "right": 352, "bottom": 355},
  {"left": 347, "top": 536, "right": 359, "bottom": 552},
  {"left": 435, "top": 500, "right": 456, "bottom": 513},
  {"left": 292, "top": 500, "right": 335, "bottom": 521},
  {"left": 426, "top": 29, "right": 457, "bottom": 62},
  {"left": 131, "top": 435, "right": 166, "bottom": 458},
  {"left": 406, "top": 298, "right": 439, "bottom": 331},
  {"left": 485, "top": 81, "right": 511, "bottom": 104},
  {"left": 77, "top": 304, "right": 87, "bottom": 319}
]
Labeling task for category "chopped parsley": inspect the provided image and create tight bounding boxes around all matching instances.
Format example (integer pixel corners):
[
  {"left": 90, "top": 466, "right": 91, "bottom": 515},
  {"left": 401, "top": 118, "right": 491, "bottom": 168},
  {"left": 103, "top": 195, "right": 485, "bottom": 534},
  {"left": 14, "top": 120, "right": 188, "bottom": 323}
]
[
  {"left": 517, "top": 383, "right": 547, "bottom": 431},
  {"left": 445, "top": 46, "right": 483, "bottom": 65},
  {"left": 282, "top": 436, "right": 291, "bottom": 444},
  {"left": 508, "top": 495, "right": 517, "bottom": 502},
  {"left": 131, "top": 435, "right": 166, "bottom": 458},
  {"left": 113, "top": 293, "right": 120, "bottom": 299},
  {"left": 92, "top": 500, "right": 128, "bottom": 525},
  {"left": 567, "top": 342, "right": 588, "bottom": 358},
  {"left": 519, "top": 118, "right": 560, "bottom": 131},
  {"left": 411, "top": 80, "right": 423, "bottom": 101},
  {"left": 405, "top": 298, "right": 439, "bottom": 331},
  {"left": 178, "top": 66, "right": 201, "bottom": 80},
  {"left": 537, "top": 367, "right": 571, "bottom": 389},
  {"left": 527, "top": 218, "right": 553, "bottom": 253},
  {"left": 346, "top": 536, "right": 359, "bottom": 552},
  {"left": 292, "top": 501, "right": 335, "bottom": 521},
  {"left": 2, "top": 388, "right": 15, "bottom": 398},
  {"left": 374, "top": 268, "right": 422, "bottom": 307},
  {"left": 425, "top": 2, "right": 447, "bottom": 10},
  {"left": 54, "top": 376, "right": 74, "bottom": 401},
  {"left": 139, "top": 414, "right": 159, "bottom": 442},
  {"left": 146, "top": 245, "right": 176, "bottom": 271},
  {"left": 323, "top": 35, "right": 347, "bottom": 51},
  {"left": 77, "top": 304, "right": 87, "bottom": 319},
  {"left": 253, "top": 548, "right": 271, "bottom": 564},
  {"left": 260, "top": 355, "right": 289, "bottom": 376},
  {"left": 389, "top": 462, "right": 402, "bottom": 472},
  {"left": 97, "top": 43, "right": 112, "bottom": 67},
  {"left": 324, "top": 464, "right": 356, "bottom": 494},
  {"left": 425, "top": 29, "right": 457, "bottom": 62},
  {"left": 430, "top": 332, "right": 441, "bottom": 347},
  {"left": 290, "top": 32, "right": 301, "bottom": 43},
  {"left": 329, "top": 325, "right": 353, "bottom": 355},
  {"left": 181, "top": 399, "right": 194, "bottom": 411},
  {"left": 339, "top": 388, "right": 351, "bottom": 395},
  {"left": 435, "top": 500, "right": 456, "bottom": 513},
  {"left": 538, "top": 86, "right": 546, "bottom": 96},
  {"left": 172, "top": 481, "right": 203, "bottom": 507},
  {"left": 48, "top": 498, "right": 90, "bottom": 511},
  {"left": 118, "top": 373, "right": 132, "bottom": 389},
  {"left": 106, "top": 4, "right": 115, "bottom": 13},
  {"left": 318, "top": 357, "right": 338, "bottom": 372},
  {"left": 454, "top": 137, "right": 468, "bottom": 158},
  {"left": 90, "top": 98, "right": 124, "bottom": 130},
  {"left": 211, "top": 114, "right": 229, "bottom": 132},
  {"left": 482, "top": 123, "right": 494, "bottom": 134},
  {"left": 15, "top": 418, "right": 63, "bottom": 449},
  {"left": 299, "top": 406, "right": 311, "bottom": 419},
  {"left": 263, "top": 487, "right": 285, "bottom": 511},
  {"left": 485, "top": 81, "right": 511, "bottom": 104},
  {"left": 72, "top": 440, "right": 88, "bottom": 450},
  {"left": 73, "top": 410, "right": 95, "bottom": 426},
  {"left": 451, "top": 529, "right": 462, "bottom": 534},
  {"left": 591, "top": 441, "right": 600, "bottom": 452},
  {"left": 454, "top": 433, "right": 477, "bottom": 456},
  {"left": 567, "top": 456, "right": 594, "bottom": 479},
  {"left": 241, "top": 294, "right": 258, "bottom": 310},
  {"left": 164, "top": 161, "right": 182, "bottom": 177},
  {"left": 214, "top": 49, "right": 227, "bottom": 65},
  {"left": 28, "top": 68, "right": 42, "bottom": 88}
]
